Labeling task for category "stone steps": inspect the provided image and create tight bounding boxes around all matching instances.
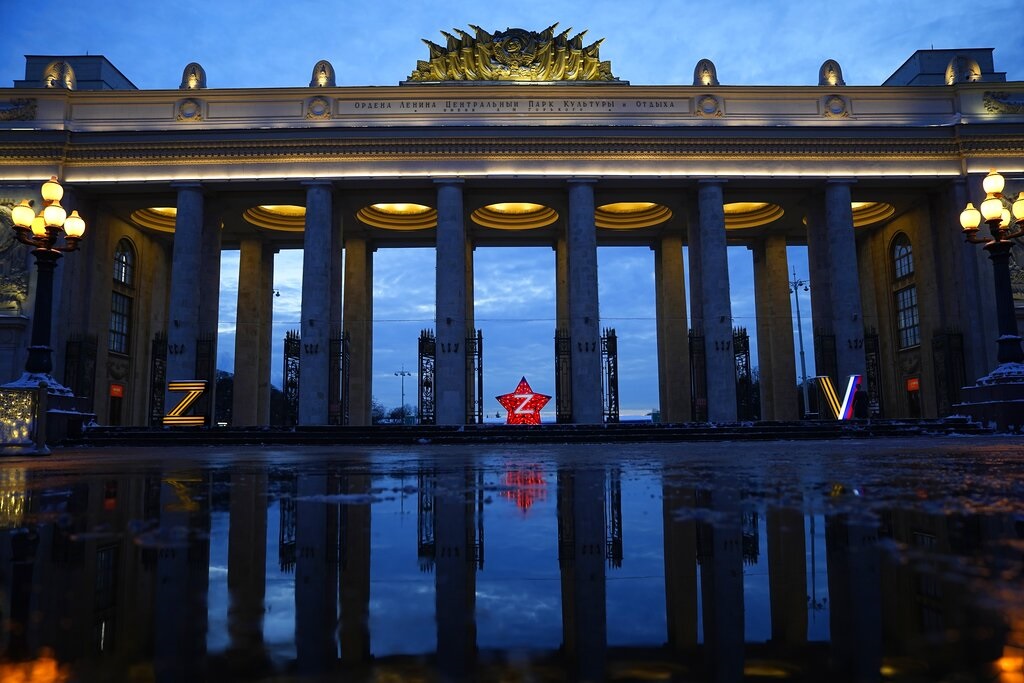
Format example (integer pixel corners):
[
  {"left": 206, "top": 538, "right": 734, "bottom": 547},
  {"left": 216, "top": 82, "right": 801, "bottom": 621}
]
[{"left": 70, "top": 417, "right": 991, "bottom": 447}]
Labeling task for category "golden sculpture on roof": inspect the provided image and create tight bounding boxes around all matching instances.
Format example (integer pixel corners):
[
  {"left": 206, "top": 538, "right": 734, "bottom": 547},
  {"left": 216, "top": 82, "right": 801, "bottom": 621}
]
[{"left": 407, "top": 24, "right": 617, "bottom": 82}]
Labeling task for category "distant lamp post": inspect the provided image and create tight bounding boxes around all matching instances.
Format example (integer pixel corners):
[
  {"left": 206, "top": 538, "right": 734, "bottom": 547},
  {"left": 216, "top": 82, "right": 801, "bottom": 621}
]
[
  {"left": 6, "top": 177, "right": 86, "bottom": 393},
  {"left": 395, "top": 366, "right": 412, "bottom": 423},
  {"left": 959, "top": 169, "right": 1024, "bottom": 367},
  {"left": 789, "top": 269, "right": 811, "bottom": 418}
]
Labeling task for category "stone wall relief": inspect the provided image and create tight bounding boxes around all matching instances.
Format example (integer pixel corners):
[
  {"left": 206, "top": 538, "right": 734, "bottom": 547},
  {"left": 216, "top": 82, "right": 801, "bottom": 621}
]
[
  {"left": 0, "top": 203, "right": 29, "bottom": 315},
  {"left": 0, "top": 99, "right": 36, "bottom": 122},
  {"left": 310, "top": 60, "right": 336, "bottom": 87}
]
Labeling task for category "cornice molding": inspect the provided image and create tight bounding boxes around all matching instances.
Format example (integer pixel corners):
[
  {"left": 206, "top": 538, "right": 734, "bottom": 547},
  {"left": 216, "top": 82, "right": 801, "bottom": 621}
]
[{"left": 0, "top": 135, "right": 973, "bottom": 167}]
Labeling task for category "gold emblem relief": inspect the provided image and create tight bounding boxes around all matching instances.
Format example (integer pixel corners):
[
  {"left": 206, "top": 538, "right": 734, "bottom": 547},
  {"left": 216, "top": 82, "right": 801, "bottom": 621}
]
[
  {"left": 408, "top": 24, "right": 618, "bottom": 82},
  {"left": 306, "top": 96, "right": 331, "bottom": 120},
  {"left": 695, "top": 95, "right": 723, "bottom": 118},
  {"left": 176, "top": 98, "right": 204, "bottom": 122},
  {"left": 823, "top": 94, "right": 849, "bottom": 119}
]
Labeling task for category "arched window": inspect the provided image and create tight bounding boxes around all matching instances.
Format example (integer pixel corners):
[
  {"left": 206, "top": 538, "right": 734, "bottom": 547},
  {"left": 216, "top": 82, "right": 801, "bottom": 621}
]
[
  {"left": 891, "top": 234, "right": 919, "bottom": 348},
  {"left": 110, "top": 239, "right": 135, "bottom": 354},
  {"left": 113, "top": 239, "right": 134, "bottom": 286}
]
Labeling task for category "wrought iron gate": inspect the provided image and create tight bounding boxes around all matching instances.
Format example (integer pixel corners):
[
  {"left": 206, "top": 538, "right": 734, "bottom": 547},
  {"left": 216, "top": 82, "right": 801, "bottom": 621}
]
[
  {"left": 601, "top": 328, "right": 620, "bottom": 423},
  {"left": 329, "top": 331, "right": 350, "bottom": 426},
  {"left": 283, "top": 330, "right": 300, "bottom": 426},
  {"left": 465, "top": 329, "right": 483, "bottom": 424},
  {"left": 148, "top": 332, "right": 167, "bottom": 426},
  {"left": 688, "top": 328, "right": 707, "bottom": 422},
  {"left": 734, "top": 326, "right": 754, "bottom": 420},
  {"left": 417, "top": 328, "right": 481, "bottom": 425},
  {"left": 554, "top": 328, "right": 572, "bottom": 423},
  {"left": 864, "top": 328, "right": 884, "bottom": 417}
]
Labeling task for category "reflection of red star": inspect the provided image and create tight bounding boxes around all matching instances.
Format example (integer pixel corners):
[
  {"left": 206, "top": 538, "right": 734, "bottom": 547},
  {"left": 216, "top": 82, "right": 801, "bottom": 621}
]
[{"left": 496, "top": 377, "right": 551, "bottom": 425}]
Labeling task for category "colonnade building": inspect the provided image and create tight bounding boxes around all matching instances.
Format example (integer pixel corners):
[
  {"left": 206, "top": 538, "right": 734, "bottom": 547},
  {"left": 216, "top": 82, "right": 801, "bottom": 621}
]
[{"left": 1, "top": 29, "right": 1022, "bottom": 427}]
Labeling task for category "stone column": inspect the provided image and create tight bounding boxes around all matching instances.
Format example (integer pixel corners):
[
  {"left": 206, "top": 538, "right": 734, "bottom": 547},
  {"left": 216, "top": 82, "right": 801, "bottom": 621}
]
[
  {"left": 654, "top": 235, "right": 692, "bottom": 422},
  {"left": 435, "top": 180, "right": 467, "bottom": 425},
  {"left": 295, "top": 474, "right": 338, "bottom": 674},
  {"left": 343, "top": 237, "right": 373, "bottom": 425},
  {"left": 339, "top": 474, "right": 371, "bottom": 664},
  {"left": 699, "top": 487, "right": 744, "bottom": 683},
  {"left": 698, "top": 181, "right": 737, "bottom": 422},
  {"left": 233, "top": 239, "right": 273, "bottom": 426},
  {"left": 767, "top": 507, "right": 807, "bottom": 646},
  {"left": 825, "top": 181, "right": 867, "bottom": 383},
  {"left": 164, "top": 183, "right": 204, "bottom": 411},
  {"left": 434, "top": 469, "right": 476, "bottom": 679},
  {"left": 753, "top": 235, "right": 798, "bottom": 420},
  {"left": 555, "top": 233, "right": 570, "bottom": 332},
  {"left": 227, "top": 471, "right": 269, "bottom": 672},
  {"left": 567, "top": 180, "right": 602, "bottom": 424},
  {"left": 662, "top": 483, "right": 698, "bottom": 654},
  {"left": 826, "top": 515, "right": 881, "bottom": 681},
  {"left": 257, "top": 246, "right": 275, "bottom": 424},
  {"left": 558, "top": 467, "right": 607, "bottom": 681},
  {"left": 299, "top": 181, "right": 333, "bottom": 425}
]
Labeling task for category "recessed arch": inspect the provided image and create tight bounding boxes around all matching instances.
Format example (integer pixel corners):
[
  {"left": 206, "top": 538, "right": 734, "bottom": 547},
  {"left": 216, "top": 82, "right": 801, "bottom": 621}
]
[
  {"left": 357, "top": 203, "right": 436, "bottom": 231},
  {"left": 596, "top": 202, "right": 672, "bottom": 229},
  {"left": 723, "top": 202, "right": 784, "bottom": 230},
  {"left": 471, "top": 203, "right": 558, "bottom": 230},
  {"left": 243, "top": 205, "right": 307, "bottom": 232}
]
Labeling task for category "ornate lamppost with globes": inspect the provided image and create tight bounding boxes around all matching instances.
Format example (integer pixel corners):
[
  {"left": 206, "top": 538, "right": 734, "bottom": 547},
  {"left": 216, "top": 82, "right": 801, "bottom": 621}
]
[
  {"left": 959, "top": 169, "right": 1024, "bottom": 370},
  {"left": 4, "top": 176, "right": 86, "bottom": 394}
]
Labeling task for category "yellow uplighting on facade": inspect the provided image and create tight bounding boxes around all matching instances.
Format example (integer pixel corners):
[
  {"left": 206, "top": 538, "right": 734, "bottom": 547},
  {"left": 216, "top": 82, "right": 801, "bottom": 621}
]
[
  {"left": 130, "top": 207, "right": 178, "bottom": 233},
  {"left": 851, "top": 202, "right": 895, "bottom": 227}
]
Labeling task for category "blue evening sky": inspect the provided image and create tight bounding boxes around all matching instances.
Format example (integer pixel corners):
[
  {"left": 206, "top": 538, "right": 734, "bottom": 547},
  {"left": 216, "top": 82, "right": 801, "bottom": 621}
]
[{"left": 5, "top": 0, "right": 1022, "bottom": 417}]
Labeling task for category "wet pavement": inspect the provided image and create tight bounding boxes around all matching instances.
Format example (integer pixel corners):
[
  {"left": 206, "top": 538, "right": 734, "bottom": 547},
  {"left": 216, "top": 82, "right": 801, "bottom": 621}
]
[{"left": 1, "top": 436, "right": 1023, "bottom": 682}]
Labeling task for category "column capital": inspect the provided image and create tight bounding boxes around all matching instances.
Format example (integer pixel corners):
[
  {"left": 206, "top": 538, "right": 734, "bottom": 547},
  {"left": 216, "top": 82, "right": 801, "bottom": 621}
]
[
  {"left": 170, "top": 180, "right": 203, "bottom": 191},
  {"left": 433, "top": 178, "right": 465, "bottom": 186},
  {"left": 825, "top": 178, "right": 857, "bottom": 186},
  {"left": 567, "top": 178, "right": 598, "bottom": 186},
  {"left": 301, "top": 179, "right": 334, "bottom": 188},
  {"left": 698, "top": 178, "right": 728, "bottom": 186}
]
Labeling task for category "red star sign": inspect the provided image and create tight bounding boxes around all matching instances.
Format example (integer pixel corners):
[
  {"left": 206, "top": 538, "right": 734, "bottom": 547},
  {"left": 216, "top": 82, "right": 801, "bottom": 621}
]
[{"left": 496, "top": 377, "right": 551, "bottom": 425}]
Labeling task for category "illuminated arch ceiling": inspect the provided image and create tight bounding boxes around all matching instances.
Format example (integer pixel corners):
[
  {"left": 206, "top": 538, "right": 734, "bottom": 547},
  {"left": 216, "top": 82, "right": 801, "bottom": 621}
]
[
  {"left": 723, "top": 202, "right": 784, "bottom": 230},
  {"left": 130, "top": 207, "right": 178, "bottom": 232},
  {"left": 243, "top": 205, "right": 306, "bottom": 232},
  {"left": 596, "top": 202, "right": 672, "bottom": 229},
  {"left": 357, "top": 203, "right": 436, "bottom": 230},
  {"left": 471, "top": 203, "right": 558, "bottom": 230},
  {"left": 851, "top": 202, "right": 895, "bottom": 227}
]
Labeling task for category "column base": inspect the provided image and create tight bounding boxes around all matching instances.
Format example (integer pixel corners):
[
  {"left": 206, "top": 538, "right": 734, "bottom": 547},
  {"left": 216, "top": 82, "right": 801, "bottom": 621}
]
[{"left": 954, "top": 363, "right": 1024, "bottom": 431}]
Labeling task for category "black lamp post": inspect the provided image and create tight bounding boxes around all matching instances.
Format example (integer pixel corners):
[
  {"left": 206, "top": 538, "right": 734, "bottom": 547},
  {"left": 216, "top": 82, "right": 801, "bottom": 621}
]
[
  {"left": 395, "top": 366, "right": 411, "bottom": 423},
  {"left": 7, "top": 176, "right": 86, "bottom": 390},
  {"left": 788, "top": 268, "right": 811, "bottom": 418},
  {"left": 959, "top": 169, "right": 1024, "bottom": 367}
]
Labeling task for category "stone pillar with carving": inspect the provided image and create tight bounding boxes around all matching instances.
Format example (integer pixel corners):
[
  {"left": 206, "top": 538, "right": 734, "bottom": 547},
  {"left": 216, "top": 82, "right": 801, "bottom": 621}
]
[
  {"left": 567, "top": 180, "right": 602, "bottom": 424},
  {"left": 298, "top": 181, "right": 333, "bottom": 425},
  {"left": 434, "top": 179, "right": 467, "bottom": 424},
  {"left": 698, "top": 180, "right": 737, "bottom": 422}
]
